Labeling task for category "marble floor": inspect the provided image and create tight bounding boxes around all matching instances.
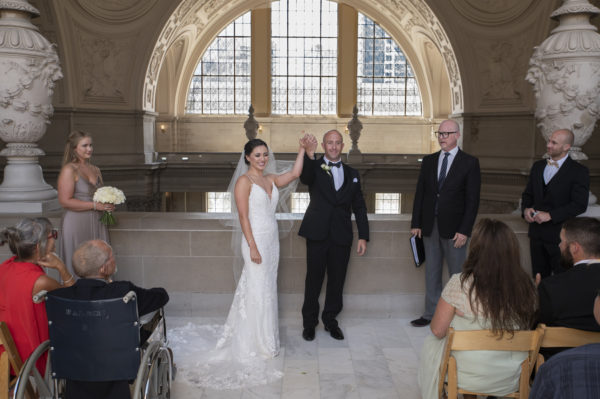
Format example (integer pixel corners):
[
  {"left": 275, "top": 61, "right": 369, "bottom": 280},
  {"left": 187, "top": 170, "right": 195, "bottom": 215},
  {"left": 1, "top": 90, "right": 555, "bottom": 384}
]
[{"left": 167, "top": 316, "right": 430, "bottom": 399}]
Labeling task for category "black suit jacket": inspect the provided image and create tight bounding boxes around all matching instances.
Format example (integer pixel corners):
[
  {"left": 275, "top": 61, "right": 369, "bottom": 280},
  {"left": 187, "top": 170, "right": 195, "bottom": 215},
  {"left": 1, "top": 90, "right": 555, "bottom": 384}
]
[
  {"left": 538, "top": 262, "right": 600, "bottom": 331},
  {"left": 52, "top": 279, "right": 169, "bottom": 317},
  {"left": 411, "top": 149, "right": 481, "bottom": 239},
  {"left": 522, "top": 156, "right": 589, "bottom": 242},
  {"left": 52, "top": 279, "right": 169, "bottom": 399},
  {"left": 298, "top": 154, "right": 369, "bottom": 246}
]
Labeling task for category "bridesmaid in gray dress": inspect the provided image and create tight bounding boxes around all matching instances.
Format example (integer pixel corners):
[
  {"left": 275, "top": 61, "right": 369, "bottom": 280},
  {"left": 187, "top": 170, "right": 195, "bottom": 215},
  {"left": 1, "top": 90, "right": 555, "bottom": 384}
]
[{"left": 57, "top": 131, "right": 115, "bottom": 279}]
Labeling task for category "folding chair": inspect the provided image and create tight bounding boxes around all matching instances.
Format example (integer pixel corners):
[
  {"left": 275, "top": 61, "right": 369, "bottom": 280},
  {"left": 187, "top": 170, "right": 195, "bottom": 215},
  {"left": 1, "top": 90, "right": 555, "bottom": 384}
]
[
  {"left": 438, "top": 324, "right": 545, "bottom": 399},
  {"left": 536, "top": 326, "right": 600, "bottom": 371},
  {"left": 1, "top": 351, "right": 8, "bottom": 399},
  {"left": 0, "top": 322, "right": 35, "bottom": 399}
]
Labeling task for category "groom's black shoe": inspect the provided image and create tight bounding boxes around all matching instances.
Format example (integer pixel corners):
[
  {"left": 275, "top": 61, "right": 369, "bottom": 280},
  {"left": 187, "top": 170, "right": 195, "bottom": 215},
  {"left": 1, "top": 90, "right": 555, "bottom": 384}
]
[
  {"left": 302, "top": 327, "right": 315, "bottom": 341},
  {"left": 324, "top": 325, "right": 344, "bottom": 340}
]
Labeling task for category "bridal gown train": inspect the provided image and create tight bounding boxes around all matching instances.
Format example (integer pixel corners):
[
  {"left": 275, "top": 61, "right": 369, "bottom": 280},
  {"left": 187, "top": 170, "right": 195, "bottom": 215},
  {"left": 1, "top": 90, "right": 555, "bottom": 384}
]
[{"left": 169, "top": 181, "right": 283, "bottom": 389}]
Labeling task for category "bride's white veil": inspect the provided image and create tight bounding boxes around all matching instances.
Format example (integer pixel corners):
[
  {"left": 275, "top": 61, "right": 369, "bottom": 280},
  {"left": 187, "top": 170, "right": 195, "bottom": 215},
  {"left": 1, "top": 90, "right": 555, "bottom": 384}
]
[{"left": 224, "top": 146, "right": 299, "bottom": 282}]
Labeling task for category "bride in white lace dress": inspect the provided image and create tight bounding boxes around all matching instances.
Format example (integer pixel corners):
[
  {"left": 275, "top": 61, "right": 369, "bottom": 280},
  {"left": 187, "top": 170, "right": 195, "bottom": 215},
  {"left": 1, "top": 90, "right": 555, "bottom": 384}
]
[{"left": 169, "top": 135, "right": 313, "bottom": 390}]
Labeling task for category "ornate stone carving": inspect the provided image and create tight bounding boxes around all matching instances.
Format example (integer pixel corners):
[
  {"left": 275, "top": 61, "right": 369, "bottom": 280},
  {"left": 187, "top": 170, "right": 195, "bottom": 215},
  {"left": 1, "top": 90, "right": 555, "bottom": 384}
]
[
  {"left": 0, "top": 0, "right": 62, "bottom": 152},
  {"left": 79, "top": 33, "right": 131, "bottom": 101},
  {"left": 479, "top": 41, "right": 525, "bottom": 104},
  {"left": 347, "top": 105, "right": 363, "bottom": 155},
  {"left": 526, "top": 0, "right": 600, "bottom": 160},
  {"left": 449, "top": 0, "right": 535, "bottom": 25},
  {"left": 243, "top": 105, "right": 258, "bottom": 140},
  {"left": 142, "top": 0, "right": 464, "bottom": 115},
  {"left": 0, "top": 0, "right": 62, "bottom": 208},
  {"left": 76, "top": 0, "right": 158, "bottom": 23}
]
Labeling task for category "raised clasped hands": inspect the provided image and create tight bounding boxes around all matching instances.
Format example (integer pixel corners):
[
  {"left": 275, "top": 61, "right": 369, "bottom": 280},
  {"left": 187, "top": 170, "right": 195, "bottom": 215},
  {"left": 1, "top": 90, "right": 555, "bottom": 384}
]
[{"left": 299, "top": 132, "right": 318, "bottom": 157}]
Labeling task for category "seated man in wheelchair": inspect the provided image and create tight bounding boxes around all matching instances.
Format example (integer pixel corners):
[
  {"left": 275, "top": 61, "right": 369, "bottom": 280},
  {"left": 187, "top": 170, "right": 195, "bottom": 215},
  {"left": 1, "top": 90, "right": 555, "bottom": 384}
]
[{"left": 50, "top": 239, "right": 169, "bottom": 399}]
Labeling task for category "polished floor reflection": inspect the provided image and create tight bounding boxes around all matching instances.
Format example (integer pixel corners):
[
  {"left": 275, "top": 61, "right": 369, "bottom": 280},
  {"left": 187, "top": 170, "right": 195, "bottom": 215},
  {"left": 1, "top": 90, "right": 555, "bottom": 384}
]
[{"left": 168, "top": 316, "right": 428, "bottom": 399}]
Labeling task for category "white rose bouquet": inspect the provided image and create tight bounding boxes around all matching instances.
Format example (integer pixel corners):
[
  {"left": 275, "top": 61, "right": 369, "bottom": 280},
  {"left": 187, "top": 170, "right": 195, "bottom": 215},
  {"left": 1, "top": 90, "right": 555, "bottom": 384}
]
[{"left": 93, "top": 186, "right": 126, "bottom": 225}]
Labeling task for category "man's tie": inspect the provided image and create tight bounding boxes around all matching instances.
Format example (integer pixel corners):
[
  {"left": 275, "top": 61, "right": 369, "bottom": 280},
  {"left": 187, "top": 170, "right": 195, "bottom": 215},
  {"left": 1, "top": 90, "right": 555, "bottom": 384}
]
[
  {"left": 328, "top": 161, "right": 341, "bottom": 168},
  {"left": 438, "top": 152, "right": 450, "bottom": 190},
  {"left": 547, "top": 159, "right": 559, "bottom": 168}
]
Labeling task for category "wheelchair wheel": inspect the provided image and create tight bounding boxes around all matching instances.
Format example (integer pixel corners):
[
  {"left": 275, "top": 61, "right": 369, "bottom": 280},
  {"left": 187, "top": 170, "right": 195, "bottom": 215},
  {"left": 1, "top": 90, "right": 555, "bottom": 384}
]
[
  {"left": 13, "top": 340, "right": 63, "bottom": 399},
  {"left": 132, "top": 341, "right": 173, "bottom": 399}
]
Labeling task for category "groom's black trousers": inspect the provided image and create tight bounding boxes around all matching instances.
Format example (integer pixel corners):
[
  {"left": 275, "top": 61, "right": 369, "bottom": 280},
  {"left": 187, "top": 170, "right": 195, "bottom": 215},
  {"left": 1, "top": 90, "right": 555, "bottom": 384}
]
[{"left": 302, "top": 237, "right": 351, "bottom": 329}]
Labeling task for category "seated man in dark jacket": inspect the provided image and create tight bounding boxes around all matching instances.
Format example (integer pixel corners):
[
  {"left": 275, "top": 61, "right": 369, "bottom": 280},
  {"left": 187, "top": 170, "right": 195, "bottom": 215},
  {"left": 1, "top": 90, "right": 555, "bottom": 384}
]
[
  {"left": 537, "top": 217, "right": 600, "bottom": 332},
  {"left": 52, "top": 239, "right": 169, "bottom": 399}
]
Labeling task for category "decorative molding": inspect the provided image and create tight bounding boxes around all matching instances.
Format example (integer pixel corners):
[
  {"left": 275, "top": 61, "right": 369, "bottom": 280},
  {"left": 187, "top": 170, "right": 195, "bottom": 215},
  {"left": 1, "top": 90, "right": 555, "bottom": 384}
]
[
  {"left": 477, "top": 40, "right": 526, "bottom": 107},
  {"left": 449, "top": 0, "right": 535, "bottom": 25},
  {"left": 76, "top": 0, "right": 158, "bottom": 23},
  {"left": 0, "top": 22, "right": 62, "bottom": 145},
  {"left": 78, "top": 32, "right": 133, "bottom": 102},
  {"left": 526, "top": 0, "right": 600, "bottom": 160},
  {"left": 142, "top": 0, "right": 464, "bottom": 115},
  {"left": 0, "top": 0, "right": 38, "bottom": 16},
  {"left": 0, "top": 0, "right": 61, "bottom": 204}
]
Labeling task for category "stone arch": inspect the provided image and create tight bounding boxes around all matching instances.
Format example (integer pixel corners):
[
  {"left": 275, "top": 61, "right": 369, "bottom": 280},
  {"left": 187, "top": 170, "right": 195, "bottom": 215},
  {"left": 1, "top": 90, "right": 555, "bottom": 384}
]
[{"left": 143, "top": 0, "right": 463, "bottom": 118}]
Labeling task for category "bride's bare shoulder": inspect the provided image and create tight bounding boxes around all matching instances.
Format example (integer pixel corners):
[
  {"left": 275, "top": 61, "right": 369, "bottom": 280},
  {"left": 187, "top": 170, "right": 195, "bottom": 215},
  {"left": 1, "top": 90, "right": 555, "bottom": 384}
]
[{"left": 235, "top": 174, "right": 252, "bottom": 191}]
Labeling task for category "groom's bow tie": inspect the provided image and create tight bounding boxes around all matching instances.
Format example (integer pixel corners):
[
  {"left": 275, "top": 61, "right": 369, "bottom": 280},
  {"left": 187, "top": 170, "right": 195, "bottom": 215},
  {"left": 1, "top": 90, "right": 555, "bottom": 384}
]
[
  {"left": 328, "top": 161, "right": 342, "bottom": 168},
  {"left": 547, "top": 159, "right": 559, "bottom": 168}
]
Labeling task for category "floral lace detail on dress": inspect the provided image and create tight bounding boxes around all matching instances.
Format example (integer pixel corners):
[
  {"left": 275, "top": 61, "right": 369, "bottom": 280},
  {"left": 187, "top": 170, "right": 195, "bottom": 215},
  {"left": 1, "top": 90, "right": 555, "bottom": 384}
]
[
  {"left": 169, "top": 182, "right": 282, "bottom": 389},
  {"left": 441, "top": 273, "right": 480, "bottom": 318}
]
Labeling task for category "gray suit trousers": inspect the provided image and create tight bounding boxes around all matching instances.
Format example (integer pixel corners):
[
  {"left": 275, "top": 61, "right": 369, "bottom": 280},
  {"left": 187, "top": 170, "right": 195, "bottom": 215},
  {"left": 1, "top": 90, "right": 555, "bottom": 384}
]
[{"left": 422, "top": 218, "right": 467, "bottom": 319}]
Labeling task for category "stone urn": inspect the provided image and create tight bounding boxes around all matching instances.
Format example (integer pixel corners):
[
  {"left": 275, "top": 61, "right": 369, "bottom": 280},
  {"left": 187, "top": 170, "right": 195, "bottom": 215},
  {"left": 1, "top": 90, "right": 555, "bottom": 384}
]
[
  {"left": 0, "top": 0, "right": 62, "bottom": 212},
  {"left": 526, "top": 0, "right": 600, "bottom": 160}
]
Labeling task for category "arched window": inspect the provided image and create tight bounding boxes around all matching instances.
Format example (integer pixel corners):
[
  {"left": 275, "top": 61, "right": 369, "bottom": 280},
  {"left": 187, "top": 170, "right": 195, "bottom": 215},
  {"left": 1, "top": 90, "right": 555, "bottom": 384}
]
[
  {"left": 357, "top": 13, "right": 422, "bottom": 116},
  {"left": 184, "top": 3, "right": 422, "bottom": 117},
  {"left": 186, "top": 12, "right": 251, "bottom": 114},
  {"left": 271, "top": 0, "right": 337, "bottom": 115}
]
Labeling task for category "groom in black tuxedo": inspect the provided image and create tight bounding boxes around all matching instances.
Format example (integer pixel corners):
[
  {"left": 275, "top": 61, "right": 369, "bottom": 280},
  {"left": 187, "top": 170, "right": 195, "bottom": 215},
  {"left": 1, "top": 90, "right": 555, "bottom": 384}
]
[{"left": 299, "top": 130, "right": 369, "bottom": 341}]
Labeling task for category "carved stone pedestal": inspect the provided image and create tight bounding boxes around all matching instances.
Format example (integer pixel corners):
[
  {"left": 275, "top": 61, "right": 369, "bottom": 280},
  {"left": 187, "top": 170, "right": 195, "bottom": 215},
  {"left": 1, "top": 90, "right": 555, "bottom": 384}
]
[{"left": 0, "top": 0, "right": 63, "bottom": 212}]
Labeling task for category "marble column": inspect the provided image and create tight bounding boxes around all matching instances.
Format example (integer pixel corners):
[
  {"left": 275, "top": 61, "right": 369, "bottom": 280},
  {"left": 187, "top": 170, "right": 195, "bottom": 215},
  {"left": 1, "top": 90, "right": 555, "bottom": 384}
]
[{"left": 0, "top": 0, "right": 63, "bottom": 213}]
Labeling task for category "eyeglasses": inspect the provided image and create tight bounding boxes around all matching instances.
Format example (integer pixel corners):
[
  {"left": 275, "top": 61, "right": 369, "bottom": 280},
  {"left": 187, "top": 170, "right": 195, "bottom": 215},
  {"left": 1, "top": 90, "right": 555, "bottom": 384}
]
[
  {"left": 48, "top": 229, "right": 58, "bottom": 240},
  {"left": 435, "top": 131, "right": 458, "bottom": 138}
]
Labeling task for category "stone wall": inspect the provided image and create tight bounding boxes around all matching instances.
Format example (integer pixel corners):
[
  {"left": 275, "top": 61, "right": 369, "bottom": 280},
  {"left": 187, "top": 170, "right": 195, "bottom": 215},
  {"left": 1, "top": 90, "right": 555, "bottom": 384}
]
[{"left": 0, "top": 212, "right": 532, "bottom": 319}]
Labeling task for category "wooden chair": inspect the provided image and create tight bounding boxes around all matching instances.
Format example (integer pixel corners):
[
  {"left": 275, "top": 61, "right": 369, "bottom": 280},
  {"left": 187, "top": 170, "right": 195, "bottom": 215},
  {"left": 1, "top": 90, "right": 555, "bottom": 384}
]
[
  {"left": 438, "top": 324, "right": 545, "bottom": 399},
  {"left": 1, "top": 351, "right": 8, "bottom": 399},
  {"left": 536, "top": 326, "right": 600, "bottom": 372},
  {"left": 0, "top": 322, "right": 35, "bottom": 399}
]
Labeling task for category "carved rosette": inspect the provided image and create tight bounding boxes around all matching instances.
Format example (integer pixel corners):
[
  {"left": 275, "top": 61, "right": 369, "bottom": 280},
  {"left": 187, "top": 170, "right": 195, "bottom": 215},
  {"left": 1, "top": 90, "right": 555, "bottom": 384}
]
[
  {"left": 526, "top": 0, "right": 600, "bottom": 160},
  {"left": 0, "top": 0, "right": 62, "bottom": 157}
]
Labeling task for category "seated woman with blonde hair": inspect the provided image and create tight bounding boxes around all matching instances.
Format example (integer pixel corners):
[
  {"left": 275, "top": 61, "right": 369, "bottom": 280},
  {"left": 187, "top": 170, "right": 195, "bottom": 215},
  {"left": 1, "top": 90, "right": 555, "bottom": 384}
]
[{"left": 418, "top": 218, "right": 537, "bottom": 399}]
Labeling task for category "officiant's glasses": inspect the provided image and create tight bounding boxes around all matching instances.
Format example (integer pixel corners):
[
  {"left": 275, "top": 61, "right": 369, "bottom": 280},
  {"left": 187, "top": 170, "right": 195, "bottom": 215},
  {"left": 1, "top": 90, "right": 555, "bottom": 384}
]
[{"left": 434, "top": 131, "right": 458, "bottom": 138}]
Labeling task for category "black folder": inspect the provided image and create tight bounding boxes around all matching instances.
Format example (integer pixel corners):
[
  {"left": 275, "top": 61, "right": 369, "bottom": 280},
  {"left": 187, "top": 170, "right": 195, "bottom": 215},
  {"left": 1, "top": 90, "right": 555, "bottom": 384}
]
[{"left": 410, "top": 235, "right": 425, "bottom": 267}]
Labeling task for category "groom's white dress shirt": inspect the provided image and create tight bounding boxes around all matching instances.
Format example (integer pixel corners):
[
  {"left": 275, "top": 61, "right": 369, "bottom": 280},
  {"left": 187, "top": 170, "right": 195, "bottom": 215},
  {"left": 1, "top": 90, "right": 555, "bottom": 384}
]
[{"left": 324, "top": 156, "right": 344, "bottom": 191}]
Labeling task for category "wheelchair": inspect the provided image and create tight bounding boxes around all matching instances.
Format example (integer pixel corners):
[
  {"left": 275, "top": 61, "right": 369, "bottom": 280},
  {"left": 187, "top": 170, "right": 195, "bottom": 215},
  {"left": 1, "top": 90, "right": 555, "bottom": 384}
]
[{"left": 13, "top": 290, "right": 174, "bottom": 399}]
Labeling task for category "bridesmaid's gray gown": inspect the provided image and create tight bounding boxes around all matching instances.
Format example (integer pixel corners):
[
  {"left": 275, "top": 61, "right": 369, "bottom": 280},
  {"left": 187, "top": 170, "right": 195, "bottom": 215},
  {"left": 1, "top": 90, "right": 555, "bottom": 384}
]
[{"left": 59, "top": 174, "right": 110, "bottom": 278}]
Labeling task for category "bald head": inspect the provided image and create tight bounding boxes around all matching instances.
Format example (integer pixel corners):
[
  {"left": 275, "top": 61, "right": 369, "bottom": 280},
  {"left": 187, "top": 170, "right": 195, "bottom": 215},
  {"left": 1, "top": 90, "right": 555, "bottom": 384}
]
[
  {"left": 437, "top": 119, "right": 460, "bottom": 152},
  {"left": 553, "top": 129, "right": 574, "bottom": 146},
  {"left": 72, "top": 239, "right": 113, "bottom": 278},
  {"left": 547, "top": 129, "right": 573, "bottom": 160},
  {"left": 439, "top": 119, "right": 459, "bottom": 134},
  {"left": 321, "top": 129, "right": 344, "bottom": 162},
  {"left": 323, "top": 129, "right": 343, "bottom": 143}
]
